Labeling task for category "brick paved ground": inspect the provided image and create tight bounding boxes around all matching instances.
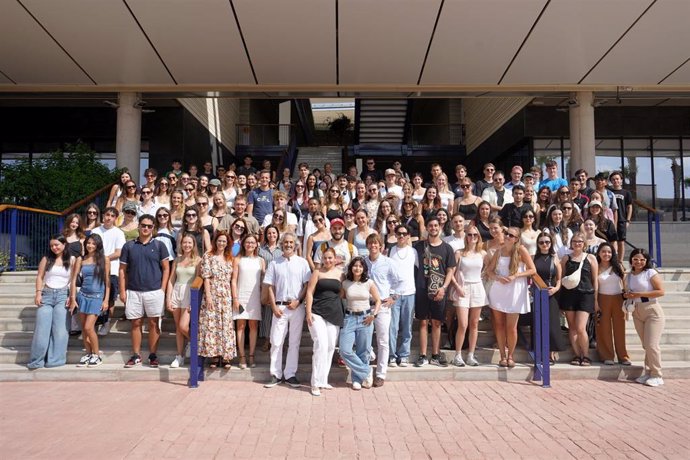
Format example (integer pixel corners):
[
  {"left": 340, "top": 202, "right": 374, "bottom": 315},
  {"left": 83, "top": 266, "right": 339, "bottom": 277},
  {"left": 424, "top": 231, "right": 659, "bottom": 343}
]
[{"left": 1, "top": 379, "right": 688, "bottom": 459}]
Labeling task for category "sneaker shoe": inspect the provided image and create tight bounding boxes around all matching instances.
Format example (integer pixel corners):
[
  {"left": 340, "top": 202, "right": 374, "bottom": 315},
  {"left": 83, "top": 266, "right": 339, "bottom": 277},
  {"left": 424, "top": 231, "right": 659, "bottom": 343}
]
[
  {"left": 286, "top": 376, "right": 301, "bottom": 388},
  {"left": 264, "top": 375, "right": 282, "bottom": 388},
  {"left": 311, "top": 387, "right": 321, "bottom": 396},
  {"left": 320, "top": 384, "right": 334, "bottom": 390},
  {"left": 466, "top": 355, "right": 479, "bottom": 367},
  {"left": 170, "top": 355, "right": 182, "bottom": 368},
  {"left": 452, "top": 354, "right": 466, "bottom": 367},
  {"left": 87, "top": 354, "right": 102, "bottom": 367},
  {"left": 431, "top": 353, "right": 449, "bottom": 367},
  {"left": 603, "top": 360, "right": 615, "bottom": 366},
  {"left": 369, "top": 349, "right": 376, "bottom": 363},
  {"left": 351, "top": 382, "right": 362, "bottom": 390},
  {"left": 148, "top": 353, "right": 159, "bottom": 368},
  {"left": 414, "top": 355, "right": 428, "bottom": 367},
  {"left": 77, "top": 354, "right": 91, "bottom": 367},
  {"left": 184, "top": 343, "right": 190, "bottom": 358},
  {"left": 619, "top": 359, "right": 632, "bottom": 366},
  {"left": 388, "top": 358, "right": 397, "bottom": 368},
  {"left": 125, "top": 354, "right": 142, "bottom": 368},
  {"left": 644, "top": 377, "right": 664, "bottom": 387},
  {"left": 635, "top": 374, "right": 650, "bottom": 385},
  {"left": 399, "top": 357, "right": 409, "bottom": 367},
  {"left": 373, "top": 377, "right": 385, "bottom": 387},
  {"left": 362, "top": 372, "right": 373, "bottom": 389},
  {"left": 98, "top": 321, "right": 112, "bottom": 336}
]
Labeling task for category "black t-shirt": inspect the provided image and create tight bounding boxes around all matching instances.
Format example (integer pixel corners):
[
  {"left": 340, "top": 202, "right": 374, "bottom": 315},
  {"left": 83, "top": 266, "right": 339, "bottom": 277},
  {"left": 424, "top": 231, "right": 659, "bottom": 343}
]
[
  {"left": 237, "top": 166, "right": 257, "bottom": 177},
  {"left": 499, "top": 202, "right": 533, "bottom": 228},
  {"left": 413, "top": 240, "right": 456, "bottom": 294},
  {"left": 360, "top": 168, "right": 383, "bottom": 182},
  {"left": 610, "top": 187, "right": 633, "bottom": 223}
]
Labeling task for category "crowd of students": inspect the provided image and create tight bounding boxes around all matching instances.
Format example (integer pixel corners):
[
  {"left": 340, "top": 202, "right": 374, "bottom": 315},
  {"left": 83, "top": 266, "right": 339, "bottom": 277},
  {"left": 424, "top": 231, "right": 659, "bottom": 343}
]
[{"left": 28, "top": 154, "right": 667, "bottom": 391}]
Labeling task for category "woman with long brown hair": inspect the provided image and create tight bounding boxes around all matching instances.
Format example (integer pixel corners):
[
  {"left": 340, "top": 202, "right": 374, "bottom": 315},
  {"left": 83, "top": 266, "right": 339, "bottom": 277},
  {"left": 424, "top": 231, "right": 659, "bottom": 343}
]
[
  {"left": 454, "top": 178, "right": 482, "bottom": 222},
  {"left": 62, "top": 213, "right": 86, "bottom": 258}
]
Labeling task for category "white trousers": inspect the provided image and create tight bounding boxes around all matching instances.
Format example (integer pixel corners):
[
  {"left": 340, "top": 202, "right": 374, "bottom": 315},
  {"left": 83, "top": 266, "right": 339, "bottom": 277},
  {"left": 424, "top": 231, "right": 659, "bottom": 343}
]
[
  {"left": 308, "top": 313, "right": 340, "bottom": 387},
  {"left": 269, "top": 304, "right": 305, "bottom": 380},
  {"left": 374, "top": 307, "right": 391, "bottom": 379}
]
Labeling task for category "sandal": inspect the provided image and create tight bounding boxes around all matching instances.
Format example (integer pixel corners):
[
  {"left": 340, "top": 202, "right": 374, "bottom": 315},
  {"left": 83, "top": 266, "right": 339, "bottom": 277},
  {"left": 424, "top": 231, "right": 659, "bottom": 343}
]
[
  {"left": 507, "top": 358, "right": 516, "bottom": 368},
  {"left": 249, "top": 355, "right": 256, "bottom": 368},
  {"left": 239, "top": 356, "right": 247, "bottom": 370},
  {"left": 222, "top": 360, "right": 232, "bottom": 370},
  {"left": 261, "top": 341, "right": 271, "bottom": 352},
  {"left": 580, "top": 356, "right": 592, "bottom": 367},
  {"left": 209, "top": 357, "right": 220, "bottom": 369},
  {"left": 570, "top": 356, "right": 582, "bottom": 366},
  {"left": 499, "top": 358, "right": 508, "bottom": 367}
]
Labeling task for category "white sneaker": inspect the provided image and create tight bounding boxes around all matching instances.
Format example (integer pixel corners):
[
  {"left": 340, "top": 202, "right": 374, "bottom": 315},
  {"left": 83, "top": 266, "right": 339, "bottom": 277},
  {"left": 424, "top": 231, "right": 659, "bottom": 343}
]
[
  {"left": 466, "top": 355, "right": 479, "bottom": 367},
  {"left": 311, "top": 387, "right": 321, "bottom": 396},
  {"left": 644, "top": 377, "right": 664, "bottom": 387},
  {"left": 320, "top": 384, "right": 334, "bottom": 390},
  {"left": 77, "top": 354, "right": 91, "bottom": 367},
  {"left": 97, "top": 321, "right": 112, "bottom": 336},
  {"left": 399, "top": 357, "right": 409, "bottom": 368},
  {"left": 635, "top": 374, "right": 650, "bottom": 384},
  {"left": 87, "top": 354, "right": 102, "bottom": 367},
  {"left": 185, "top": 343, "right": 190, "bottom": 358},
  {"left": 170, "top": 355, "right": 183, "bottom": 368},
  {"left": 452, "top": 354, "right": 466, "bottom": 367},
  {"left": 351, "top": 382, "right": 362, "bottom": 391},
  {"left": 369, "top": 349, "right": 376, "bottom": 363},
  {"left": 362, "top": 371, "right": 373, "bottom": 389},
  {"left": 388, "top": 358, "right": 397, "bottom": 368}
]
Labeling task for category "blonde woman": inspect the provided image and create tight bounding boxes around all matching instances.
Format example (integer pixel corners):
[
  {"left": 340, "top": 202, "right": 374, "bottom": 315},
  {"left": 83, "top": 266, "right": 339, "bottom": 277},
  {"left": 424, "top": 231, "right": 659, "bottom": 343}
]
[
  {"left": 348, "top": 209, "right": 377, "bottom": 257},
  {"left": 436, "top": 173, "right": 455, "bottom": 213},
  {"left": 222, "top": 170, "right": 240, "bottom": 208},
  {"left": 485, "top": 226, "right": 536, "bottom": 367},
  {"left": 154, "top": 177, "right": 171, "bottom": 208},
  {"left": 166, "top": 234, "right": 201, "bottom": 368},
  {"left": 169, "top": 190, "right": 186, "bottom": 236}
]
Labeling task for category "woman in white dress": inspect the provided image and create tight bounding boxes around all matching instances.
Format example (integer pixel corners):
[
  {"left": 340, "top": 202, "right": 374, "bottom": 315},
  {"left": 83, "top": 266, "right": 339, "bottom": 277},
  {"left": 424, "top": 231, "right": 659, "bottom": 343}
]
[
  {"left": 231, "top": 234, "right": 265, "bottom": 369},
  {"left": 486, "top": 226, "right": 536, "bottom": 368}
]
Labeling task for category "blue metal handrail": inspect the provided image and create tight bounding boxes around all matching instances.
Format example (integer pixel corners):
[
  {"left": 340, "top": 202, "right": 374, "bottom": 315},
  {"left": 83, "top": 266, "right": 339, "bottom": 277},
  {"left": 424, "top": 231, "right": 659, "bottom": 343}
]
[
  {"left": 0, "top": 205, "right": 63, "bottom": 271},
  {"left": 635, "top": 200, "right": 662, "bottom": 267},
  {"left": 530, "top": 276, "right": 551, "bottom": 388},
  {"left": 188, "top": 276, "right": 204, "bottom": 388}
]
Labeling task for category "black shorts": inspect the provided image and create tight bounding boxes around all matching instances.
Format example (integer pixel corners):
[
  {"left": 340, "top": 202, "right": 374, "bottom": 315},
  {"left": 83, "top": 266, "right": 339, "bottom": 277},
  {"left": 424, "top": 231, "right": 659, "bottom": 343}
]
[
  {"left": 559, "top": 289, "right": 594, "bottom": 314},
  {"left": 108, "top": 274, "right": 119, "bottom": 305},
  {"left": 415, "top": 291, "right": 446, "bottom": 321},
  {"left": 616, "top": 221, "right": 627, "bottom": 241}
]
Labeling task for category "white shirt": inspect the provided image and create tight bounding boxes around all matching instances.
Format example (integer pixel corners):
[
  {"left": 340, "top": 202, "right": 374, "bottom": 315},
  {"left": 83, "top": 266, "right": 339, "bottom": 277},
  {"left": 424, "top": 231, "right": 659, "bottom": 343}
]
[
  {"left": 598, "top": 267, "right": 623, "bottom": 295},
  {"left": 388, "top": 245, "right": 417, "bottom": 296},
  {"left": 263, "top": 255, "right": 311, "bottom": 302},
  {"left": 443, "top": 234, "right": 466, "bottom": 252},
  {"left": 137, "top": 201, "right": 159, "bottom": 219},
  {"left": 628, "top": 269, "right": 659, "bottom": 294},
  {"left": 261, "top": 211, "right": 298, "bottom": 228},
  {"left": 365, "top": 254, "right": 400, "bottom": 300},
  {"left": 92, "top": 225, "right": 126, "bottom": 273},
  {"left": 313, "top": 239, "right": 358, "bottom": 272}
]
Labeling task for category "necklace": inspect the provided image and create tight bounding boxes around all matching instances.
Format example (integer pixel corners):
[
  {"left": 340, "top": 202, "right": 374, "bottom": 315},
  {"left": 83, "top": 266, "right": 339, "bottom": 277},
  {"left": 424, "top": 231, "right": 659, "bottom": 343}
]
[{"left": 394, "top": 245, "right": 412, "bottom": 261}]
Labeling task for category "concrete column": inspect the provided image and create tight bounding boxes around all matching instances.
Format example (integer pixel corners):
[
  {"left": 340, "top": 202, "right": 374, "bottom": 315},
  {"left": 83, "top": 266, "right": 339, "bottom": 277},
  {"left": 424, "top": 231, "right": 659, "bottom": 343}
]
[
  {"left": 568, "top": 91, "right": 596, "bottom": 178},
  {"left": 116, "top": 92, "right": 142, "bottom": 184}
]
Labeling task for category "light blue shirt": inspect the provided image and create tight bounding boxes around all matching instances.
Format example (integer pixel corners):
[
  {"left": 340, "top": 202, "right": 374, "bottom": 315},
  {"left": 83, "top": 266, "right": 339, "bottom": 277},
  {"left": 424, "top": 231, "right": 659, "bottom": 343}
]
[
  {"left": 539, "top": 177, "right": 568, "bottom": 192},
  {"left": 365, "top": 254, "right": 400, "bottom": 299}
]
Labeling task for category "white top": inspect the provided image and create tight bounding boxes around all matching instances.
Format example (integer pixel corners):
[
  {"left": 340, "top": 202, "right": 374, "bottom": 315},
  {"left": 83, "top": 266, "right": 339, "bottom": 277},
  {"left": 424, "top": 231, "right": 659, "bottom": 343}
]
[
  {"left": 439, "top": 192, "right": 455, "bottom": 211},
  {"left": 459, "top": 253, "right": 484, "bottom": 283},
  {"left": 91, "top": 225, "right": 126, "bottom": 273},
  {"left": 137, "top": 201, "right": 159, "bottom": 219},
  {"left": 387, "top": 245, "right": 417, "bottom": 296},
  {"left": 520, "top": 231, "right": 538, "bottom": 257},
  {"left": 262, "top": 212, "right": 298, "bottom": 228},
  {"left": 443, "top": 234, "right": 465, "bottom": 252},
  {"left": 343, "top": 279, "right": 373, "bottom": 312},
  {"left": 154, "top": 228, "right": 175, "bottom": 261},
  {"left": 263, "top": 255, "right": 311, "bottom": 302},
  {"left": 386, "top": 185, "right": 404, "bottom": 201},
  {"left": 628, "top": 269, "right": 659, "bottom": 294},
  {"left": 544, "top": 228, "right": 572, "bottom": 258},
  {"left": 411, "top": 191, "right": 425, "bottom": 203},
  {"left": 223, "top": 188, "right": 238, "bottom": 207},
  {"left": 44, "top": 262, "right": 71, "bottom": 289},
  {"left": 598, "top": 267, "right": 623, "bottom": 295}
]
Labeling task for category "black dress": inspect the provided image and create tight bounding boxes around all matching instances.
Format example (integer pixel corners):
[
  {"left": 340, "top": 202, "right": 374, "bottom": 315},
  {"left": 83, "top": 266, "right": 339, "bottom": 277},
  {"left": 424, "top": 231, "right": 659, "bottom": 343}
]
[
  {"left": 457, "top": 202, "right": 478, "bottom": 221},
  {"left": 558, "top": 255, "right": 595, "bottom": 313},
  {"left": 66, "top": 240, "right": 83, "bottom": 258},
  {"left": 533, "top": 254, "right": 566, "bottom": 352},
  {"left": 312, "top": 278, "right": 344, "bottom": 327}
]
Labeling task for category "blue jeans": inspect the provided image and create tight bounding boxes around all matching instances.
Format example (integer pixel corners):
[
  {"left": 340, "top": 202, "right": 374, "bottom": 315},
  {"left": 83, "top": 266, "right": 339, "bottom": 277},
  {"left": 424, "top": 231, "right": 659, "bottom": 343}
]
[
  {"left": 389, "top": 294, "right": 415, "bottom": 360},
  {"left": 339, "top": 313, "right": 373, "bottom": 384},
  {"left": 28, "top": 287, "right": 70, "bottom": 369}
]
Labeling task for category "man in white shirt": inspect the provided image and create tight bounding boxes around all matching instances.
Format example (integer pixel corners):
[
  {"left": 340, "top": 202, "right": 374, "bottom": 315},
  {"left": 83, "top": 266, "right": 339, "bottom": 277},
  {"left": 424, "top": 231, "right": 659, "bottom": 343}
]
[
  {"left": 91, "top": 206, "right": 126, "bottom": 336},
  {"left": 263, "top": 233, "right": 312, "bottom": 388},
  {"left": 481, "top": 171, "right": 513, "bottom": 212},
  {"left": 365, "top": 234, "right": 401, "bottom": 387},
  {"left": 383, "top": 168, "right": 403, "bottom": 202},
  {"left": 505, "top": 165, "right": 524, "bottom": 190},
  {"left": 388, "top": 224, "right": 417, "bottom": 367},
  {"left": 443, "top": 214, "right": 466, "bottom": 252}
]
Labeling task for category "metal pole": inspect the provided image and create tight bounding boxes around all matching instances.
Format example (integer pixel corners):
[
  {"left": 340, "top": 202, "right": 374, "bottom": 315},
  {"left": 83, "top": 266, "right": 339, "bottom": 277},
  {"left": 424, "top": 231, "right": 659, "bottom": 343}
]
[
  {"left": 188, "top": 288, "right": 202, "bottom": 388},
  {"left": 540, "top": 289, "right": 551, "bottom": 388},
  {"left": 533, "top": 286, "right": 542, "bottom": 382},
  {"left": 647, "top": 212, "right": 654, "bottom": 260},
  {"left": 9, "top": 209, "right": 17, "bottom": 271}
]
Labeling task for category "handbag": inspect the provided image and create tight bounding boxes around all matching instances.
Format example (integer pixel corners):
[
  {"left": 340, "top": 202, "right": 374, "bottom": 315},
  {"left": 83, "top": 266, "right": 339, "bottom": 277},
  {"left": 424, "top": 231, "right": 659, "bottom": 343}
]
[{"left": 561, "top": 256, "right": 586, "bottom": 290}]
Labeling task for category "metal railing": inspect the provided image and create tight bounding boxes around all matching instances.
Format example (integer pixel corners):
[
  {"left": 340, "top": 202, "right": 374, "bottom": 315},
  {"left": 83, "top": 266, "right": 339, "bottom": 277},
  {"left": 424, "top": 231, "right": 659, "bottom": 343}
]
[
  {"left": 634, "top": 199, "right": 663, "bottom": 267},
  {"left": 530, "top": 275, "right": 551, "bottom": 388},
  {"left": 188, "top": 276, "right": 204, "bottom": 388},
  {"left": 0, "top": 181, "right": 116, "bottom": 272}
]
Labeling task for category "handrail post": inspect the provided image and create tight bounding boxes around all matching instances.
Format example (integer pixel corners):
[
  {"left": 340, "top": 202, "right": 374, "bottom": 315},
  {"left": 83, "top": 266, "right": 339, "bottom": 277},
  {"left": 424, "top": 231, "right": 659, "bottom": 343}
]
[
  {"left": 530, "top": 275, "right": 550, "bottom": 388},
  {"left": 188, "top": 280, "right": 203, "bottom": 388},
  {"left": 533, "top": 287, "right": 542, "bottom": 381},
  {"left": 9, "top": 208, "right": 18, "bottom": 271},
  {"left": 654, "top": 212, "right": 662, "bottom": 267},
  {"left": 539, "top": 288, "right": 550, "bottom": 387}
]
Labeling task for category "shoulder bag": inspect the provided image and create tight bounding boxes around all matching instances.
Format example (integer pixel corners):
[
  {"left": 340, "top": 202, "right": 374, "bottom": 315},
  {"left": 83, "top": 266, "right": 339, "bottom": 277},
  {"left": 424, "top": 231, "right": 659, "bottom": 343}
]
[{"left": 561, "top": 255, "right": 586, "bottom": 290}]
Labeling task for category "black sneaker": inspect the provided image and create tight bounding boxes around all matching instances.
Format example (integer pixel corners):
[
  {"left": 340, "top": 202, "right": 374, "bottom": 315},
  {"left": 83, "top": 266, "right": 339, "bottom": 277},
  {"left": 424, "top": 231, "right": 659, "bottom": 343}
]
[
  {"left": 414, "top": 355, "right": 428, "bottom": 367},
  {"left": 285, "top": 376, "right": 301, "bottom": 388},
  {"left": 430, "top": 353, "right": 448, "bottom": 367},
  {"left": 124, "top": 354, "right": 142, "bottom": 368},
  {"left": 264, "top": 375, "right": 282, "bottom": 388},
  {"left": 148, "top": 353, "right": 159, "bottom": 368}
]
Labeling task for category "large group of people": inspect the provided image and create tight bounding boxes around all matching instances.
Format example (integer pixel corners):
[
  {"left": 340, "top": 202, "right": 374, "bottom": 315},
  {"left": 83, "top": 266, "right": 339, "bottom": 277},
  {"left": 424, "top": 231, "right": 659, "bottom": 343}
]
[{"left": 28, "top": 154, "right": 667, "bottom": 389}]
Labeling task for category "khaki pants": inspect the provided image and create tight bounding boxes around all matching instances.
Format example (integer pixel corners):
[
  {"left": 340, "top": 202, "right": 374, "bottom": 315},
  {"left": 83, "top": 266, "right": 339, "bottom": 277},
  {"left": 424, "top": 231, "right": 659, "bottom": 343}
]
[
  {"left": 596, "top": 294, "right": 629, "bottom": 362},
  {"left": 632, "top": 302, "right": 665, "bottom": 378}
]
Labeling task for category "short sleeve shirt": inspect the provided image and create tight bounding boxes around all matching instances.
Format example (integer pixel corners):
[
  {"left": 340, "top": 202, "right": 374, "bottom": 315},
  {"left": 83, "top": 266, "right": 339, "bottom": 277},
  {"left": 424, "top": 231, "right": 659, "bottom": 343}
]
[
  {"left": 264, "top": 255, "right": 311, "bottom": 301},
  {"left": 248, "top": 188, "right": 274, "bottom": 224},
  {"left": 120, "top": 238, "right": 169, "bottom": 292},
  {"left": 414, "top": 240, "right": 456, "bottom": 293}
]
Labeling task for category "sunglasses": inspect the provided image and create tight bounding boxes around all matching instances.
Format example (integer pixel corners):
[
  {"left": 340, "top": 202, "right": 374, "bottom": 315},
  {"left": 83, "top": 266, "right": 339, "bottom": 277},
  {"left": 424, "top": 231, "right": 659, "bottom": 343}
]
[
  {"left": 504, "top": 231, "right": 518, "bottom": 239},
  {"left": 157, "top": 214, "right": 169, "bottom": 218},
  {"left": 126, "top": 185, "right": 136, "bottom": 189},
  {"left": 467, "top": 233, "right": 479, "bottom": 238},
  {"left": 124, "top": 210, "right": 136, "bottom": 215},
  {"left": 226, "top": 175, "right": 236, "bottom": 179},
  {"left": 274, "top": 215, "right": 285, "bottom": 220},
  {"left": 87, "top": 211, "right": 98, "bottom": 215},
  {"left": 387, "top": 221, "right": 398, "bottom": 225},
  {"left": 572, "top": 240, "right": 585, "bottom": 244},
  {"left": 141, "top": 191, "right": 152, "bottom": 195},
  {"left": 234, "top": 224, "right": 246, "bottom": 230},
  {"left": 197, "top": 202, "right": 208, "bottom": 206},
  {"left": 296, "top": 185, "right": 305, "bottom": 188},
  {"left": 523, "top": 215, "right": 535, "bottom": 219},
  {"left": 562, "top": 206, "right": 573, "bottom": 210},
  {"left": 185, "top": 213, "right": 197, "bottom": 218},
  {"left": 160, "top": 183, "right": 168, "bottom": 186},
  {"left": 460, "top": 184, "right": 471, "bottom": 189},
  {"left": 538, "top": 240, "right": 551, "bottom": 245},
  {"left": 185, "top": 188, "right": 194, "bottom": 192},
  {"left": 140, "top": 224, "right": 154, "bottom": 229},
  {"left": 396, "top": 232, "right": 408, "bottom": 237},
  {"left": 145, "top": 174, "right": 155, "bottom": 178},
  {"left": 559, "top": 191, "right": 570, "bottom": 194}
]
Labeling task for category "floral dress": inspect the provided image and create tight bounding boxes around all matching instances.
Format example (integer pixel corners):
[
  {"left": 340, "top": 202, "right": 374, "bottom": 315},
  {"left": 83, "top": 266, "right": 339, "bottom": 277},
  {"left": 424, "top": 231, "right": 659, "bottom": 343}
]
[{"left": 198, "top": 253, "right": 236, "bottom": 361}]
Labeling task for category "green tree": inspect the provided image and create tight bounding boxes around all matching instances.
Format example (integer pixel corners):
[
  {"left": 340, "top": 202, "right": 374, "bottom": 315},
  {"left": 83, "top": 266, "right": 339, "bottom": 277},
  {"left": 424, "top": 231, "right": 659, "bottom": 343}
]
[{"left": 0, "top": 141, "right": 120, "bottom": 211}]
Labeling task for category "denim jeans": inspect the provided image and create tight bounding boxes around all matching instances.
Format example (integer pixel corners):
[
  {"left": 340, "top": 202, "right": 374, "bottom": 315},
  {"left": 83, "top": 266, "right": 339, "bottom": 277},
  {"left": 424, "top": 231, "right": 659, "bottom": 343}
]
[
  {"left": 339, "top": 313, "right": 373, "bottom": 384},
  {"left": 389, "top": 294, "right": 415, "bottom": 360},
  {"left": 28, "top": 287, "right": 70, "bottom": 368}
]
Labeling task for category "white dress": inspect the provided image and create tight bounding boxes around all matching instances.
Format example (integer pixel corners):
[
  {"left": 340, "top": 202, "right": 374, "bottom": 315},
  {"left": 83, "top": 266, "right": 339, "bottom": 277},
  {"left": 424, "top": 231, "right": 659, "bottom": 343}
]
[
  {"left": 488, "top": 256, "right": 530, "bottom": 314},
  {"left": 233, "top": 257, "right": 262, "bottom": 320}
]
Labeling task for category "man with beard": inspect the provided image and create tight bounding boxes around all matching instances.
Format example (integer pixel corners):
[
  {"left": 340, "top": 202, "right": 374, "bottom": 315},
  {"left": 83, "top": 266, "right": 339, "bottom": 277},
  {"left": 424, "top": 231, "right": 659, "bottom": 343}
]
[{"left": 313, "top": 218, "right": 358, "bottom": 272}]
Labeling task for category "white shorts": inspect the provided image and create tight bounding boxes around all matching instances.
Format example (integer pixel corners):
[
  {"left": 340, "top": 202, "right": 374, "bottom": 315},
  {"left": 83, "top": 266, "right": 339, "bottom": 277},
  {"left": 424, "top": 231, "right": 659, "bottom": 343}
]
[
  {"left": 169, "top": 283, "right": 191, "bottom": 309},
  {"left": 125, "top": 289, "right": 165, "bottom": 319},
  {"left": 453, "top": 282, "right": 488, "bottom": 309}
]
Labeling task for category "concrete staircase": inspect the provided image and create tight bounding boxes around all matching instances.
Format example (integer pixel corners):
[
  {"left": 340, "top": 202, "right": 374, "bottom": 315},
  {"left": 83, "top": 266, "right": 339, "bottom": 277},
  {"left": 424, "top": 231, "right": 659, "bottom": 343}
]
[
  {"left": 294, "top": 146, "right": 343, "bottom": 177},
  {"left": 626, "top": 222, "right": 690, "bottom": 267},
  {"left": 2, "top": 269, "right": 690, "bottom": 383}
]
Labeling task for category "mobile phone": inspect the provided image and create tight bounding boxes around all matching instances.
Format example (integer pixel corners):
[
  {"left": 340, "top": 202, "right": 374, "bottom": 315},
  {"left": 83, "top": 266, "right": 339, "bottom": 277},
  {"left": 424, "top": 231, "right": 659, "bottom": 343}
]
[{"left": 238, "top": 304, "right": 245, "bottom": 314}]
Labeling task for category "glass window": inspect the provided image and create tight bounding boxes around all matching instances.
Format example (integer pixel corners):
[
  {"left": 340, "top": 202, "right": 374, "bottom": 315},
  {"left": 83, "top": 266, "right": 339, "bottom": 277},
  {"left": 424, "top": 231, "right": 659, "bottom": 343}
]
[
  {"left": 595, "top": 138, "right": 622, "bottom": 177},
  {"left": 562, "top": 138, "right": 571, "bottom": 180},
  {"left": 623, "top": 138, "right": 653, "bottom": 208}
]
